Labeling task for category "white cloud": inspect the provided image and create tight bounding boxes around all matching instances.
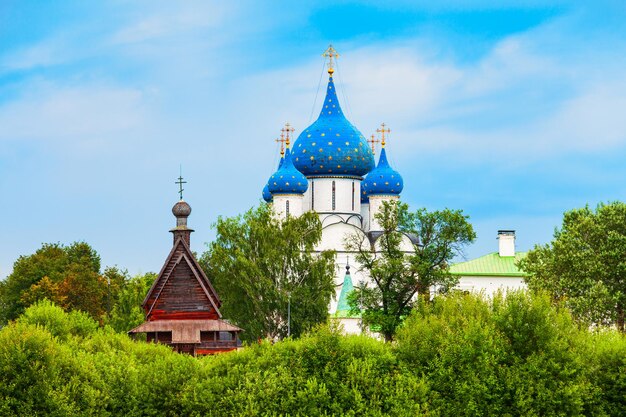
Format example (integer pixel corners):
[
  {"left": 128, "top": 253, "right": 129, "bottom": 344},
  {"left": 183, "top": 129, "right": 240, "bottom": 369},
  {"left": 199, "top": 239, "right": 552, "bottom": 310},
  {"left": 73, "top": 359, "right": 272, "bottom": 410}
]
[
  {"left": 539, "top": 84, "right": 626, "bottom": 150},
  {"left": 0, "top": 82, "right": 149, "bottom": 153},
  {"left": 0, "top": 37, "right": 70, "bottom": 72},
  {"left": 110, "top": 1, "right": 230, "bottom": 45}
]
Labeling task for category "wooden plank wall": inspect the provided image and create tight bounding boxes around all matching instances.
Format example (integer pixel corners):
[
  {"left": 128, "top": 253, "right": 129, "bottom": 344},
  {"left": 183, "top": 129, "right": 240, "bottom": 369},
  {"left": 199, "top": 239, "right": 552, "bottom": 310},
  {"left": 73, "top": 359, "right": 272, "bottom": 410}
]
[{"left": 147, "top": 250, "right": 219, "bottom": 320}]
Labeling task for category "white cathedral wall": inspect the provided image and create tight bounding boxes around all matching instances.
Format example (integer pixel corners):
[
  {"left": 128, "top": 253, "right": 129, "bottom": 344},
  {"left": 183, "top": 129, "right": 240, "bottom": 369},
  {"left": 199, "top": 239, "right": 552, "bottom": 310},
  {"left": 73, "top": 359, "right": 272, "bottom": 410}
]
[
  {"left": 368, "top": 195, "right": 399, "bottom": 231},
  {"left": 332, "top": 317, "right": 362, "bottom": 334},
  {"left": 361, "top": 202, "right": 370, "bottom": 232},
  {"left": 372, "top": 233, "right": 415, "bottom": 253},
  {"left": 316, "top": 210, "right": 419, "bottom": 314},
  {"left": 305, "top": 178, "right": 361, "bottom": 214},
  {"left": 272, "top": 195, "right": 304, "bottom": 219},
  {"left": 317, "top": 222, "right": 371, "bottom": 313},
  {"left": 317, "top": 221, "right": 366, "bottom": 252}
]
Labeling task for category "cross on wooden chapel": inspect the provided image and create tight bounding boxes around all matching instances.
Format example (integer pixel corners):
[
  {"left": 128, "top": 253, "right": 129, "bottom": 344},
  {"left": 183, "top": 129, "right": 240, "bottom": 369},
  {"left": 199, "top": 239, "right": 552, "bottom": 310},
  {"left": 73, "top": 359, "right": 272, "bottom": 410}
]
[{"left": 175, "top": 173, "right": 187, "bottom": 200}]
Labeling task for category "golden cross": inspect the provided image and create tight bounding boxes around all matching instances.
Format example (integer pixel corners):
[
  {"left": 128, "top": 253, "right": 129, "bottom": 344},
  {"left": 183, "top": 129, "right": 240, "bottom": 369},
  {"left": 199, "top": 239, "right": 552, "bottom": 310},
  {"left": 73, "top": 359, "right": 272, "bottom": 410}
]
[
  {"left": 376, "top": 123, "right": 391, "bottom": 148},
  {"left": 282, "top": 122, "right": 295, "bottom": 148},
  {"left": 275, "top": 136, "right": 286, "bottom": 156},
  {"left": 367, "top": 134, "right": 380, "bottom": 154},
  {"left": 322, "top": 44, "right": 340, "bottom": 75}
]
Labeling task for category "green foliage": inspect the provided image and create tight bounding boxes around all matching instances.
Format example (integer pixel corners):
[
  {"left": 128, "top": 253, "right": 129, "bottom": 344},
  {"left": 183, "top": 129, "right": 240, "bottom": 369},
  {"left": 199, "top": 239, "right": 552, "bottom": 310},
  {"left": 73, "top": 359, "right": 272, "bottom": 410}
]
[
  {"left": 200, "top": 204, "right": 336, "bottom": 341},
  {"left": 0, "top": 302, "right": 430, "bottom": 416},
  {"left": 519, "top": 201, "right": 626, "bottom": 331},
  {"left": 346, "top": 200, "right": 475, "bottom": 341},
  {"left": 589, "top": 331, "right": 626, "bottom": 417},
  {"left": 395, "top": 291, "right": 602, "bottom": 416},
  {"left": 0, "top": 242, "right": 129, "bottom": 324},
  {"left": 1, "top": 296, "right": 625, "bottom": 415},
  {"left": 18, "top": 299, "right": 99, "bottom": 340},
  {"left": 106, "top": 273, "right": 155, "bottom": 332}
]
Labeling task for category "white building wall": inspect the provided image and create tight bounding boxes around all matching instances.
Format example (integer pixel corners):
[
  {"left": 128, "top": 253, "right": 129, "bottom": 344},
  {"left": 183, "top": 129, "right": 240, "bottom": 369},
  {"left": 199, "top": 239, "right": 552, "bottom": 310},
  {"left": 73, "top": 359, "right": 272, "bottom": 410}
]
[
  {"left": 456, "top": 275, "right": 527, "bottom": 294},
  {"left": 272, "top": 195, "right": 304, "bottom": 219},
  {"left": 332, "top": 317, "right": 362, "bottom": 334},
  {"left": 361, "top": 202, "right": 370, "bottom": 232},
  {"left": 368, "top": 195, "right": 399, "bottom": 232},
  {"left": 305, "top": 178, "right": 361, "bottom": 214}
]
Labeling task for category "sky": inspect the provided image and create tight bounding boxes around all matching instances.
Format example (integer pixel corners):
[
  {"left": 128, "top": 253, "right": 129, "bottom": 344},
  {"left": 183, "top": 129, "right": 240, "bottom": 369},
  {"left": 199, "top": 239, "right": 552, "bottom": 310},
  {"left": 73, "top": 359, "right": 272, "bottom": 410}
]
[{"left": 1, "top": 1, "right": 626, "bottom": 279}]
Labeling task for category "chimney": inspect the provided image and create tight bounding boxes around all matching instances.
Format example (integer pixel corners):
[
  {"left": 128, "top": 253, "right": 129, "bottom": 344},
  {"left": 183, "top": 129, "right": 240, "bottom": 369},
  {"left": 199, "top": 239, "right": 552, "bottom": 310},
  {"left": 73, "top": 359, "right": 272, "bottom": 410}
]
[{"left": 497, "top": 230, "right": 515, "bottom": 257}]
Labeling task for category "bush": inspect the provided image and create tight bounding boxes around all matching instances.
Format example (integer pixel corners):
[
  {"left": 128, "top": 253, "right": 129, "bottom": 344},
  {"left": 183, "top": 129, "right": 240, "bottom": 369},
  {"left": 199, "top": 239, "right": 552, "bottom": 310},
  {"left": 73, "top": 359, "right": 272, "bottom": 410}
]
[
  {"left": 18, "top": 299, "right": 99, "bottom": 340},
  {"left": 1, "top": 295, "right": 625, "bottom": 415},
  {"left": 590, "top": 331, "right": 626, "bottom": 417},
  {"left": 395, "top": 291, "right": 601, "bottom": 416}
]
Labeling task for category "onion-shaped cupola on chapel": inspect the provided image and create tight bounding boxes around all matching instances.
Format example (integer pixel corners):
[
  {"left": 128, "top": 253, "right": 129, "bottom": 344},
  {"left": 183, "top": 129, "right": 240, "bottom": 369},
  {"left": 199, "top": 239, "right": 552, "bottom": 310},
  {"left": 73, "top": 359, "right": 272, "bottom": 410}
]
[
  {"left": 262, "top": 132, "right": 287, "bottom": 202},
  {"left": 267, "top": 124, "right": 308, "bottom": 195},
  {"left": 362, "top": 123, "right": 404, "bottom": 198},
  {"left": 292, "top": 45, "right": 375, "bottom": 178}
]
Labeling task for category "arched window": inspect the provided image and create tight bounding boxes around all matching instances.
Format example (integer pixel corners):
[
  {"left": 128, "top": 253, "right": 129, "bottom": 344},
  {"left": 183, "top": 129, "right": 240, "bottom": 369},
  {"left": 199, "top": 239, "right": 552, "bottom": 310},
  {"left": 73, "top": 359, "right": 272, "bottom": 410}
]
[
  {"left": 286, "top": 200, "right": 290, "bottom": 217},
  {"left": 311, "top": 182, "right": 315, "bottom": 210},
  {"left": 332, "top": 181, "right": 336, "bottom": 211}
]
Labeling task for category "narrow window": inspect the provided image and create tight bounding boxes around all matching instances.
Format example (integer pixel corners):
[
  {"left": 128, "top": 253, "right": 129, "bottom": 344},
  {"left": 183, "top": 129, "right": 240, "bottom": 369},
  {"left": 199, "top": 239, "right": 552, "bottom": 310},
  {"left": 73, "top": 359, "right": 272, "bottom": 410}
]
[
  {"left": 311, "top": 182, "right": 315, "bottom": 210},
  {"left": 286, "top": 200, "right": 290, "bottom": 216},
  {"left": 332, "top": 181, "right": 336, "bottom": 211},
  {"left": 352, "top": 181, "right": 355, "bottom": 211}
]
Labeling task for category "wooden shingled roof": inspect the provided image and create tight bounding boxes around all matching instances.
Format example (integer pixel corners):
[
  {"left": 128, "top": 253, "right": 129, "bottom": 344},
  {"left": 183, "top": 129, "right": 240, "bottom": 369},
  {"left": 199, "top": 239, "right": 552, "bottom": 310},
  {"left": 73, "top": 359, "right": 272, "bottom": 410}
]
[{"left": 142, "top": 236, "right": 222, "bottom": 319}]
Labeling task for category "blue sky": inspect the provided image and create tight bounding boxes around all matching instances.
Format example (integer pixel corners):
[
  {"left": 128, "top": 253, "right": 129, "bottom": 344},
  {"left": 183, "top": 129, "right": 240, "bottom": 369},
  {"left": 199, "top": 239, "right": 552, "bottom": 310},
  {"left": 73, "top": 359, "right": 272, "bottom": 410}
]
[{"left": 1, "top": 1, "right": 626, "bottom": 279}]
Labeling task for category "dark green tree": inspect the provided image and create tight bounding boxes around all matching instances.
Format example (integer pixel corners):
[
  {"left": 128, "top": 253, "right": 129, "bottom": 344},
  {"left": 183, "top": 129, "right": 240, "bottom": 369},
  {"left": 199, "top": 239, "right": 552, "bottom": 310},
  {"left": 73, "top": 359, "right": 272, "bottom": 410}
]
[
  {"left": 0, "top": 242, "right": 128, "bottom": 323},
  {"left": 346, "top": 200, "right": 475, "bottom": 341},
  {"left": 519, "top": 201, "right": 626, "bottom": 332},
  {"left": 200, "top": 204, "right": 336, "bottom": 341}
]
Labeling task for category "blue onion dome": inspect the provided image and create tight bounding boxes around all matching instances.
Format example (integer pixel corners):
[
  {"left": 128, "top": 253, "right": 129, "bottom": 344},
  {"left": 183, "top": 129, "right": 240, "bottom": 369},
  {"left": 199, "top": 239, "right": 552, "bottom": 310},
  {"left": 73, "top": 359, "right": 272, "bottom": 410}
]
[
  {"left": 362, "top": 148, "right": 404, "bottom": 196},
  {"left": 292, "top": 75, "right": 375, "bottom": 178},
  {"left": 262, "top": 155, "right": 285, "bottom": 202},
  {"left": 268, "top": 148, "right": 308, "bottom": 195},
  {"left": 262, "top": 183, "right": 272, "bottom": 202},
  {"left": 361, "top": 188, "right": 369, "bottom": 204}
]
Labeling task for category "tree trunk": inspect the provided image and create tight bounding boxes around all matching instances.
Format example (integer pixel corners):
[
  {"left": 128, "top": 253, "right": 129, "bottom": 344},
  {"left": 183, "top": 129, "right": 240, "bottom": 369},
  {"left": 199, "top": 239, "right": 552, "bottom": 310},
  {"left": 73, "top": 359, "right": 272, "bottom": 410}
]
[
  {"left": 617, "top": 304, "right": 625, "bottom": 333},
  {"left": 384, "top": 332, "right": 393, "bottom": 343}
]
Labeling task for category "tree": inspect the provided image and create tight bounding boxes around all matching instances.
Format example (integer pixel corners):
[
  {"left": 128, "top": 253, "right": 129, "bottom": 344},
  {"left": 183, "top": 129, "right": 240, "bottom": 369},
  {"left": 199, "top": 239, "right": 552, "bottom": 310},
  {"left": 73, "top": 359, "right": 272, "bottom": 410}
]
[
  {"left": 395, "top": 291, "right": 600, "bottom": 416},
  {"left": 199, "top": 204, "right": 336, "bottom": 342},
  {"left": 518, "top": 201, "right": 626, "bottom": 332},
  {"left": 106, "top": 272, "right": 155, "bottom": 332},
  {"left": 0, "top": 242, "right": 127, "bottom": 323},
  {"left": 346, "top": 200, "right": 475, "bottom": 341}
]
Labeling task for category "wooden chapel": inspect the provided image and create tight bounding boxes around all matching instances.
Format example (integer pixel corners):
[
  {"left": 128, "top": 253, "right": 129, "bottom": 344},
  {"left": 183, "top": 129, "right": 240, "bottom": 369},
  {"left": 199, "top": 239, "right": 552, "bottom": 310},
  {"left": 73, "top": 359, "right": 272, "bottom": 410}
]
[{"left": 129, "top": 181, "right": 241, "bottom": 355}]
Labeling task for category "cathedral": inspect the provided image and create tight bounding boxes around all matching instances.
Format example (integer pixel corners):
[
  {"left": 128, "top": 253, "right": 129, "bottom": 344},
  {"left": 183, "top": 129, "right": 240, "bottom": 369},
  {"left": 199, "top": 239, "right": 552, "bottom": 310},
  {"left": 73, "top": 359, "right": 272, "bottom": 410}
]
[
  {"left": 261, "top": 46, "right": 415, "bottom": 332},
  {"left": 261, "top": 46, "right": 528, "bottom": 333}
]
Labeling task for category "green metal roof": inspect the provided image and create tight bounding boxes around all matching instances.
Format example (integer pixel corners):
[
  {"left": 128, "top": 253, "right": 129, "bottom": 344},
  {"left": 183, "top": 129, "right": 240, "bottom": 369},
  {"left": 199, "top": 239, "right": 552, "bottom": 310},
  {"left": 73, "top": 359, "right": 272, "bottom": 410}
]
[
  {"left": 333, "top": 268, "right": 361, "bottom": 318},
  {"left": 449, "top": 252, "right": 529, "bottom": 277}
]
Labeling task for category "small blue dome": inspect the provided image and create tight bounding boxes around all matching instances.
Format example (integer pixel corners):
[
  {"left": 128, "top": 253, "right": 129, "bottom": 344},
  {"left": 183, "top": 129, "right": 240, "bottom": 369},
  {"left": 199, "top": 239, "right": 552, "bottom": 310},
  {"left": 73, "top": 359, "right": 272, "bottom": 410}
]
[
  {"left": 361, "top": 188, "right": 369, "bottom": 204},
  {"left": 268, "top": 148, "right": 308, "bottom": 195},
  {"left": 292, "top": 75, "right": 375, "bottom": 177},
  {"left": 262, "top": 156, "right": 284, "bottom": 202},
  {"left": 262, "top": 183, "right": 272, "bottom": 202},
  {"left": 362, "top": 148, "right": 403, "bottom": 197}
]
